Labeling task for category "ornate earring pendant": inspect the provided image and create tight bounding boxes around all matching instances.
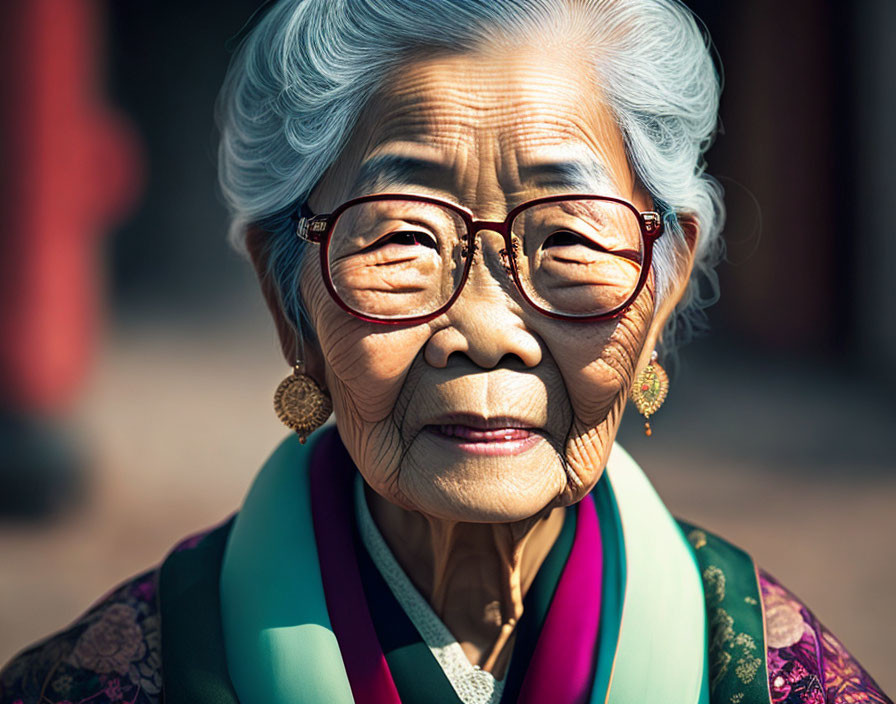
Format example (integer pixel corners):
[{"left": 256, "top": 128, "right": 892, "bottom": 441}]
[
  {"left": 273, "top": 364, "right": 333, "bottom": 444},
  {"left": 630, "top": 351, "right": 668, "bottom": 437}
]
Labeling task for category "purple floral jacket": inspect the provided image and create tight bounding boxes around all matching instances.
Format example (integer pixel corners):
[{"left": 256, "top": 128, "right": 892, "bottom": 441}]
[
  {"left": 0, "top": 523, "right": 890, "bottom": 704},
  {"left": 760, "top": 572, "right": 891, "bottom": 704}
]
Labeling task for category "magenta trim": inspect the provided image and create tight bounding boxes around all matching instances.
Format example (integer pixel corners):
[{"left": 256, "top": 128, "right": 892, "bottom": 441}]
[
  {"left": 310, "top": 429, "right": 402, "bottom": 704},
  {"left": 518, "top": 495, "right": 603, "bottom": 704}
]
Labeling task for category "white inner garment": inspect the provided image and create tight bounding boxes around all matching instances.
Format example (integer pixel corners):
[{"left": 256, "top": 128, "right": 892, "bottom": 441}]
[{"left": 354, "top": 474, "right": 506, "bottom": 704}]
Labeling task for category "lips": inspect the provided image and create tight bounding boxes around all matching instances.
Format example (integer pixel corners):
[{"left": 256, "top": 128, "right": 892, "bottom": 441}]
[
  {"left": 423, "top": 420, "right": 542, "bottom": 456},
  {"left": 434, "top": 425, "right": 534, "bottom": 442}
]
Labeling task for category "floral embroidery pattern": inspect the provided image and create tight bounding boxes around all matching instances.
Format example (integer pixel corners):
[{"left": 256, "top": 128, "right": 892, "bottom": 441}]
[
  {"left": 761, "top": 570, "right": 892, "bottom": 704},
  {"left": 702, "top": 563, "right": 763, "bottom": 696},
  {"left": 70, "top": 604, "right": 145, "bottom": 676},
  {"left": 686, "top": 527, "right": 766, "bottom": 703},
  {"left": 2, "top": 525, "right": 892, "bottom": 704},
  {"left": 0, "top": 566, "right": 165, "bottom": 704}
]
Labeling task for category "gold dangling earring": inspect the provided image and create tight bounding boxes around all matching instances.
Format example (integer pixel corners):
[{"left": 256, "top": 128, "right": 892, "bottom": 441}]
[
  {"left": 630, "top": 350, "right": 668, "bottom": 437},
  {"left": 273, "top": 322, "right": 332, "bottom": 444}
]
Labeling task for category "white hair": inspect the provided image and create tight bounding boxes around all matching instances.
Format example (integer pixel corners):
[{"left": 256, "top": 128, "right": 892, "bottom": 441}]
[{"left": 217, "top": 0, "right": 724, "bottom": 350}]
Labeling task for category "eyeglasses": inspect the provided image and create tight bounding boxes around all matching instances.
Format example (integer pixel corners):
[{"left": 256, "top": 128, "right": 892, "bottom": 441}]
[{"left": 295, "top": 193, "right": 664, "bottom": 325}]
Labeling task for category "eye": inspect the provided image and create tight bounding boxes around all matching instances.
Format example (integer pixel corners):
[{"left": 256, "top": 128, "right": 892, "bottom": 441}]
[
  {"left": 542, "top": 230, "right": 604, "bottom": 251},
  {"left": 383, "top": 230, "right": 439, "bottom": 250}
]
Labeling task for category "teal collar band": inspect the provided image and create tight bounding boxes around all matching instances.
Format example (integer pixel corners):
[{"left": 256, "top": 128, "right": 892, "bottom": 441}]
[
  {"left": 597, "top": 443, "right": 710, "bottom": 703},
  {"left": 218, "top": 431, "right": 708, "bottom": 704}
]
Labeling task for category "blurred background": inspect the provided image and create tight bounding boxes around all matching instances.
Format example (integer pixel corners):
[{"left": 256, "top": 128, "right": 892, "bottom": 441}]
[{"left": 1, "top": 0, "right": 894, "bottom": 690}]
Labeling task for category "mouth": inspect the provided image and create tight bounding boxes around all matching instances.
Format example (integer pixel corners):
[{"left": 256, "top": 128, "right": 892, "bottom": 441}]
[{"left": 423, "top": 420, "right": 542, "bottom": 457}]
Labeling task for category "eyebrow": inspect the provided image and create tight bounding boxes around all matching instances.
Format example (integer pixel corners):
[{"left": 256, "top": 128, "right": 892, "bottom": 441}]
[
  {"left": 517, "top": 159, "right": 610, "bottom": 193},
  {"left": 352, "top": 154, "right": 455, "bottom": 195}
]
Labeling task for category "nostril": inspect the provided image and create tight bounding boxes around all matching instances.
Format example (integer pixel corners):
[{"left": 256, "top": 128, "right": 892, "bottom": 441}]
[
  {"left": 494, "top": 352, "right": 531, "bottom": 370},
  {"left": 443, "top": 350, "right": 534, "bottom": 371},
  {"left": 443, "top": 350, "right": 470, "bottom": 368}
]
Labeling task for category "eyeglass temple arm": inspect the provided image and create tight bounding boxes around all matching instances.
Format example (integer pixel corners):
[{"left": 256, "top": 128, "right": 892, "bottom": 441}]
[
  {"left": 294, "top": 201, "right": 330, "bottom": 243},
  {"left": 640, "top": 211, "right": 663, "bottom": 238}
]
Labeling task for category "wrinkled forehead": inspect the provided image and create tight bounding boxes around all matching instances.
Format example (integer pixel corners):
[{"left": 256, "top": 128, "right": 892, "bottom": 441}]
[{"left": 317, "top": 45, "right": 637, "bottom": 210}]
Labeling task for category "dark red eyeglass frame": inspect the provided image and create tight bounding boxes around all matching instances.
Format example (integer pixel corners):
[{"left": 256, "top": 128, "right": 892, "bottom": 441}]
[{"left": 295, "top": 193, "right": 664, "bottom": 325}]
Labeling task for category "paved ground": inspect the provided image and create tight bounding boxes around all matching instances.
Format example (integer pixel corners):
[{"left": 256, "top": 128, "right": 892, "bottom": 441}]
[{"left": 2, "top": 314, "right": 894, "bottom": 692}]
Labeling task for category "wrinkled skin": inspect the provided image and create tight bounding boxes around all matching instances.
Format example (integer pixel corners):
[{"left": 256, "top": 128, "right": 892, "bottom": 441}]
[{"left": 252, "top": 42, "right": 697, "bottom": 675}]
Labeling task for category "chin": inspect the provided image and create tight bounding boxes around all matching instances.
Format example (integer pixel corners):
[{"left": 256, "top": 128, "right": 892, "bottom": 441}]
[
  {"left": 403, "top": 487, "right": 556, "bottom": 524},
  {"left": 396, "top": 443, "right": 567, "bottom": 523}
]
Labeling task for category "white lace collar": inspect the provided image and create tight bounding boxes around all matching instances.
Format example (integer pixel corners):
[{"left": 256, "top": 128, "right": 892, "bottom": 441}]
[{"left": 354, "top": 475, "right": 505, "bottom": 704}]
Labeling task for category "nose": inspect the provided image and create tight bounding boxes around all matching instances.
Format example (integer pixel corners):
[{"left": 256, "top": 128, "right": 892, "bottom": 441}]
[{"left": 424, "top": 230, "right": 542, "bottom": 369}]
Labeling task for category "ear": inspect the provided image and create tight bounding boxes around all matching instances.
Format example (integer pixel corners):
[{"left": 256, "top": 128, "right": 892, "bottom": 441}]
[
  {"left": 245, "top": 225, "right": 328, "bottom": 388},
  {"left": 638, "top": 213, "right": 700, "bottom": 369}
]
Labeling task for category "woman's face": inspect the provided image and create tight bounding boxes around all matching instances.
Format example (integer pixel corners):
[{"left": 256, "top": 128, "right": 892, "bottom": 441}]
[{"left": 295, "top": 44, "right": 693, "bottom": 522}]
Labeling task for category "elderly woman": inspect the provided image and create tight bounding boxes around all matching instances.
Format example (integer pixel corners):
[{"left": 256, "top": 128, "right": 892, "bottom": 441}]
[{"left": 1, "top": 1, "right": 891, "bottom": 703}]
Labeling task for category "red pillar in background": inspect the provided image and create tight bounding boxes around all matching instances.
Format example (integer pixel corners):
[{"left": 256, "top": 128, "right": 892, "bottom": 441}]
[{"left": 0, "top": 0, "right": 142, "bottom": 414}]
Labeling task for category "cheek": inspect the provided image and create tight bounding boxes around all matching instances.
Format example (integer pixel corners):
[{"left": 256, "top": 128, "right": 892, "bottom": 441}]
[
  {"left": 547, "top": 287, "right": 656, "bottom": 498},
  {"left": 325, "top": 321, "right": 422, "bottom": 419},
  {"left": 565, "top": 305, "right": 652, "bottom": 419},
  {"left": 303, "top": 266, "right": 434, "bottom": 503},
  {"left": 304, "top": 271, "right": 430, "bottom": 423}
]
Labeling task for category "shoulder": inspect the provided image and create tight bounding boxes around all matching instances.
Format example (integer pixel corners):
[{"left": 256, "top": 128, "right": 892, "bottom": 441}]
[
  {"left": 0, "top": 567, "right": 162, "bottom": 704},
  {"left": 0, "top": 522, "right": 230, "bottom": 704},
  {"left": 678, "top": 520, "right": 891, "bottom": 704},
  {"left": 759, "top": 569, "right": 891, "bottom": 704}
]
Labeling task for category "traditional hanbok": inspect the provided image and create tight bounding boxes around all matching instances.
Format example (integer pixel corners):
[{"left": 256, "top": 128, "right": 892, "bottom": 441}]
[{"left": 1, "top": 428, "right": 890, "bottom": 704}]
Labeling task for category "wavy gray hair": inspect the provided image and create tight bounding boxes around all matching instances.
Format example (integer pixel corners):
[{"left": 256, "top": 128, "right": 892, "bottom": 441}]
[{"left": 217, "top": 0, "right": 724, "bottom": 351}]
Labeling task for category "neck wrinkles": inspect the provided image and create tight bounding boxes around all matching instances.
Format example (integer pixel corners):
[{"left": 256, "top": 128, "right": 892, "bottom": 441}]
[{"left": 365, "top": 483, "right": 565, "bottom": 677}]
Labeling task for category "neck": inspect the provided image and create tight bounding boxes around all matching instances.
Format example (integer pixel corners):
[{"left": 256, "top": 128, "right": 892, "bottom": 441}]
[{"left": 366, "top": 486, "right": 565, "bottom": 678}]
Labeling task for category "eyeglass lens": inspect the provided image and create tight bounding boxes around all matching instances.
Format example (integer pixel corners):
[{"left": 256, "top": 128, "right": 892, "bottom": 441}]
[{"left": 326, "top": 198, "right": 644, "bottom": 320}]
